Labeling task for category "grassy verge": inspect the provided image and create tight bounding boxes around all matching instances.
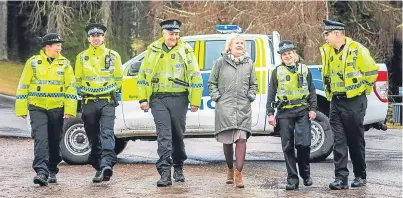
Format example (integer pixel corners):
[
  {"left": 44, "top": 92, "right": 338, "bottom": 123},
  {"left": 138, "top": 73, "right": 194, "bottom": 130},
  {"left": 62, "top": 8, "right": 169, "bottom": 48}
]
[
  {"left": 0, "top": 61, "right": 24, "bottom": 96},
  {"left": 386, "top": 123, "right": 402, "bottom": 129}
]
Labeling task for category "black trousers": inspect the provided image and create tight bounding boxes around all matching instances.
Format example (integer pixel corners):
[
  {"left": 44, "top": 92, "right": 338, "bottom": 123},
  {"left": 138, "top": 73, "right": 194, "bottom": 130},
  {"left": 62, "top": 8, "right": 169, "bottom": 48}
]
[
  {"left": 330, "top": 94, "right": 367, "bottom": 180},
  {"left": 278, "top": 114, "right": 311, "bottom": 185},
  {"left": 150, "top": 95, "right": 188, "bottom": 173},
  {"left": 29, "top": 105, "right": 64, "bottom": 177},
  {"left": 82, "top": 99, "right": 117, "bottom": 171}
]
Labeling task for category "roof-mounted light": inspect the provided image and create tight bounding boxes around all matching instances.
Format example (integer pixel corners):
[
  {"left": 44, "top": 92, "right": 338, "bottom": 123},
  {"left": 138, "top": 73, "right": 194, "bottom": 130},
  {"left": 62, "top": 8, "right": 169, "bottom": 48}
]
[{"left": 215, "top": 25, "right": 243, "bottom": 34}]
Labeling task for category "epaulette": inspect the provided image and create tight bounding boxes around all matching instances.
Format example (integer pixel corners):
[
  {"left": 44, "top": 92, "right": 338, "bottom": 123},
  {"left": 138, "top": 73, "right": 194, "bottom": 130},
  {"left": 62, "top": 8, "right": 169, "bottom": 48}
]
[
  {"left": 150, "top": 44, "right": 161, "bottom": 52},
  {"left": 77, "top": 51, "right": 85, "bottom": 58},
  {"left": 183, "top": 43, "right": 194, "bottom": 54},
  {"left": 275, "top": 64, "right": 283, "bottom": 69},
  {"left": 27, "top": 55, "right": 37, "bottom": 62}
]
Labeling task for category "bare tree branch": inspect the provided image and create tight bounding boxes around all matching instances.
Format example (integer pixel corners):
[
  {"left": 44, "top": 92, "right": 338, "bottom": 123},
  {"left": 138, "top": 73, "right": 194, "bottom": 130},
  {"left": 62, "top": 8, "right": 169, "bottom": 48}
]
[{"left": 348, "top": 3, "right": 377, "bottom": 35}]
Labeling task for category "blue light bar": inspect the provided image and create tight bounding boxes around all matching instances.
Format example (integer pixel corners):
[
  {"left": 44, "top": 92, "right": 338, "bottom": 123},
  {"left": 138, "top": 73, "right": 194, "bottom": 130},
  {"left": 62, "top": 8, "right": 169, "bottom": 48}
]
[{"left": 215, "top": 25, "right": 243, "bottom": 34}]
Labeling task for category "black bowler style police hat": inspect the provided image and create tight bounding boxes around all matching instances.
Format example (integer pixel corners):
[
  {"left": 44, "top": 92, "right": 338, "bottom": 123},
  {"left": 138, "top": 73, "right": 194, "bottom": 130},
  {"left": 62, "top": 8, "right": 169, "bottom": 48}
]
[
  {"left": 85, "top": 23, "right": 107, "bottom": 35},
  {"left": 277, "top": 40, "right": 296, "bottom": 54},
  {"left": 160, "top": 19, "right": 182, "bottom": 32},
  {"left": 41, "top": 33, "right": 64, "bottom": 46},
  {"left": 323, "top": 19, "right": 345, "bottom": 33}
]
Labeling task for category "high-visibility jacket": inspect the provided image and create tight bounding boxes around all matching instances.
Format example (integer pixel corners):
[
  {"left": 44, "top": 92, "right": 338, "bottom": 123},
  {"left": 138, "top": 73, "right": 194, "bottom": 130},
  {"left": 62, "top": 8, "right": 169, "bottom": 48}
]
[
  {"left": 75, "top": 44, "right": 123, "bottom": 96},
  {"left": 320, "top": 37, "right": 379, "bottom": 101},
  {"left": 15, "top": 50, "right": 77, "bottom": 117},
  {"left": 276, "top": 63, "right": 309, "bottom": 109},
  {"left": 137, "top": 37, "right": 203, "bottom": 107}
]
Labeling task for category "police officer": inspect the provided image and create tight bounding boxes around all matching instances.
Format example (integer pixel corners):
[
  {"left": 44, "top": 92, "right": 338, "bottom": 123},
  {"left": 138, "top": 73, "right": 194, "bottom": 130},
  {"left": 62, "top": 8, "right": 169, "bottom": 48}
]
[
  {"left": 266, "top": 40, "right": 317, "bottom": 190},
  {"left": 321, "top": 20, "right": 379, "bottom": 190},
  {"left": 137, "top": 19, "right": 203, "bottom": 187},
  {"left": 15, "top": 33, "right": 77, "bottom": 186},
  {"left": 75, "top": 23, "right": 123, "bottom": 183}
]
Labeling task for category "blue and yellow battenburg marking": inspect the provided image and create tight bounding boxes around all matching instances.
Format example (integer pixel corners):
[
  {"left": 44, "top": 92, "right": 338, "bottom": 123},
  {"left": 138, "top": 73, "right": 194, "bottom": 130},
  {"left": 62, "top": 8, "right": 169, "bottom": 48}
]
[{"left": 119, "top": 38, "right": 324, "bottom": 110}]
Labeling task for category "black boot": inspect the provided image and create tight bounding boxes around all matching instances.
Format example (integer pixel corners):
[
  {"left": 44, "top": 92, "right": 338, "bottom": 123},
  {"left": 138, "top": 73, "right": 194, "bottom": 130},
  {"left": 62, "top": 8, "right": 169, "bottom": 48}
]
[
  {"left": 48, "top": 172, "right": 57, "bottom": 183},
  {"left": 157, "top": 169, "right": 172, "bottom": 187},
  {"left": 351, "top": 177, "right": 366, "bottom": 188},
  {"left": 33, "top": 174, "right": 48, "bottom": 186},
  {"left": 285, "top": 183, "right": 299, "bottom": 190},
  {"left": 92, "top": 170, "right": 102, "bottom": 183},
  {"left": 92, "top": 166, "right": 113, "bottom": 183},
  {"left": 329, "top": 179, "right": 349, "bottom": 190},
  {"left": 303, "top": 176, "right": 313, "bottom": 186},
  {"left": 101, "top": 166, "right": 113, "bottom": 181},
  {"left": 173, "top": 166, "right": 185, "bottom": 182}
]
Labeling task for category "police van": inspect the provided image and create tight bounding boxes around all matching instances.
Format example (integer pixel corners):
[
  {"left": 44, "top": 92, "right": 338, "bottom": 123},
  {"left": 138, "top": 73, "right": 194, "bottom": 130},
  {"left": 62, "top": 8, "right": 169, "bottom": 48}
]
[{"left": 60, "top": 25, "right": 389, "bottom": 165}]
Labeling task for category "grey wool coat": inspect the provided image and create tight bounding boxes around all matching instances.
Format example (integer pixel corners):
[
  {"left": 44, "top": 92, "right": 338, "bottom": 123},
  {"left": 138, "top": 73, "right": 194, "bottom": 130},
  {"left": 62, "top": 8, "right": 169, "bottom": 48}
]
[{"left": 208, "top": 53, "right": 258, "bottom": 135}]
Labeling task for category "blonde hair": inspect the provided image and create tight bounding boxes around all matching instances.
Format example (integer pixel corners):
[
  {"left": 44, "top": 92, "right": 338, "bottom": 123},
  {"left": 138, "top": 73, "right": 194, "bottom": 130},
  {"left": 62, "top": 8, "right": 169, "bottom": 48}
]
[
  {"left": 224, "top": 33, "right": 246, "bottom": 53},
  {"left": 281, "top": 50, "right": 304, "bottom": 64}
]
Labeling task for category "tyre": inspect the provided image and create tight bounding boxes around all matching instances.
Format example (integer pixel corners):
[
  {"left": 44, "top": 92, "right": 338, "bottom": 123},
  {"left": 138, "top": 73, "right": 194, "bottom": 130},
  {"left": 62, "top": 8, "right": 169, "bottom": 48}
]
[
  {"left": 309, "top": 111, "right": 333, "bottom": 162},
  {"left": 61, "top": 117, "right": 91, "bottom": 165},
  {"left": 61, "top": 117, "right": 129, "bottom": 165}
]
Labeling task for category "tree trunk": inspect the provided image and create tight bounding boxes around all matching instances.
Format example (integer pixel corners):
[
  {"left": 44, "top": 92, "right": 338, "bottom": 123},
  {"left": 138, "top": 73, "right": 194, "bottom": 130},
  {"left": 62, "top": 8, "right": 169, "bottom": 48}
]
[
  {"left": 101, "top": 1, "right": 111, "bottom": 29},
  {"left": 47, "top": 1, "right": 57, "bottom": 33},
  {"left": 0, "top": 1, "right": 8, "bottom": 60},
  {"left": 47, "top": 16, "right": 57, "bottom": 33}
]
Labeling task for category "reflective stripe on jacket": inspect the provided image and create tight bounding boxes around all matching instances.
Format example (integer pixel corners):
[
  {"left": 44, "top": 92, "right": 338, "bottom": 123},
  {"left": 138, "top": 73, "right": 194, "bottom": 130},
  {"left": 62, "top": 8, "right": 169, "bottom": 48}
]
[
  {"left": 276, "top": 63, "right": 309, "bottom": 109},
  {"left": 320, "top": 37, "right": 379, "bottom": 101},
  {"left": 75, "top": 44, "right": 123, "bottom": 95},
  {"left": 137, "top": 38, "right": 203, "bottom": 107},
  {"left": 15, "top": 50, "right": 77, "bottom": 116}
]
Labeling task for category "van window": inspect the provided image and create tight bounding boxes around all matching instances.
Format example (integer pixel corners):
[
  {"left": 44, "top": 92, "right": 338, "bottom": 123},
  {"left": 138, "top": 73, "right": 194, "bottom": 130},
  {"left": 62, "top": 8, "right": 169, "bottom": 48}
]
[
  {"left": 127, "top": 57, "right": 143, "bottom": 77},
  {"left": 186, "top": 41, "right": 195, "bottom": 49},
  {"left": 203, "top": 40, "right": 255, "bottom": 71}
]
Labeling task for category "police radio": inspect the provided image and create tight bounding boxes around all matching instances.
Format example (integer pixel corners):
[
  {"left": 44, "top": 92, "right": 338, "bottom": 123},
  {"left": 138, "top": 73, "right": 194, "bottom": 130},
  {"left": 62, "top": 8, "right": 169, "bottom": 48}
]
[
  {"left": 297, "top": 73, "right": 303, "bottom": 88},
  {"left": 324, "top": 76, "right": 331, "bottom": 92},
  {"left": 297, "top": 64, "right": 303, "bottom": 88},
  {"left": 105, "top": 50, "right": 114, "bottom": 70},
  {"left": 105, "top": 55, "right": 111, "bottom": 69},
  {"left": 337, "top": 72, "right": 344, "bottom": 80}
]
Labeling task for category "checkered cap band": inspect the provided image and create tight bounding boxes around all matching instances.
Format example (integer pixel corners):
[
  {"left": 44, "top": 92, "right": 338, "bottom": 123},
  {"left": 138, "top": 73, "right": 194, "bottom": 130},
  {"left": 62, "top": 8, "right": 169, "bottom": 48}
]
[
  {"left": 325, "top": 25, "right": 345, "bottom": 31},
  {"left": 161, "top": 24, "right": 180, "bottom": 29},
  {"left": 88, "top": 27, "right": 105, "bottom": 35},
  {"left": 279, "top": 43, "right": 295, "bottom": 52},
  {"left": 47, "top": 38, "right": 61, "bottom": 42}
]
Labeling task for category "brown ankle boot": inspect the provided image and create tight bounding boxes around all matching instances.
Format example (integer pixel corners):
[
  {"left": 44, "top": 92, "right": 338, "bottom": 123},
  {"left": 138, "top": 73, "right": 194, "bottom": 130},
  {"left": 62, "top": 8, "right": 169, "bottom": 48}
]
[
  {"left": 234, "top": 169, "right": 244, "bottom": 188},
  {"left": 226, "top": 167, "right": 234, "bottom": 184}
]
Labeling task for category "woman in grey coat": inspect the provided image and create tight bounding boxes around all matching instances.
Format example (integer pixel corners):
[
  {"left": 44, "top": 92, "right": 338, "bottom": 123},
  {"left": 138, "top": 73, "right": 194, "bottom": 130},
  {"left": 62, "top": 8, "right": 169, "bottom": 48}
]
[{"left": 208, "top": 34, "right": 257, "bottom": 188}]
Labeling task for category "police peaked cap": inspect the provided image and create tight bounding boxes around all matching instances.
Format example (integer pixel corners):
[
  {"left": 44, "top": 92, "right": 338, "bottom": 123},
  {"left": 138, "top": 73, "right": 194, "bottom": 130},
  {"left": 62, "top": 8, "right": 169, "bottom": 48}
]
[
  {"left": 85, "top": 23, "right": 107, "bottom": 35},
  {"left": 277, "top": 40, "right": 296, "bottom": 54},
  {"left": 41, "top": 33, "right": 64, "bottom": 46},
  {"left": 160, "top": 19, "right": 182, "bottom": 32},
  {"left": 323, "top": 19, "right": 345, "bottom": 32}
]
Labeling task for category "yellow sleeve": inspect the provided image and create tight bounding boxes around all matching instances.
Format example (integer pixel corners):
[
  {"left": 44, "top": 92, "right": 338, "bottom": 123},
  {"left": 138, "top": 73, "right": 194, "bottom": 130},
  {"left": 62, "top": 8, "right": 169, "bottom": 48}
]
[
  {"left": 74, "top": 53, "right": 84, "bottom": 88},
  {"left": 186, "top": 46, "right": 203, "bottom": 107},
  {"left": 63, "top": 60, "right": 78, "bottom": 117},
  {"left": 113, "top": 52, "right": 123, "bottom": 90},
  {"left": 137, "top": 49, "right": 151, "bottom": 102},
  {"left": 15, "top": 58, "right": 33, "bottom": 116},
  {"left": 319, "top": 46, "right": 332, "bottom": 101},
  {"left": 357, "top": 45, "right": 379, "bottom": 95}
]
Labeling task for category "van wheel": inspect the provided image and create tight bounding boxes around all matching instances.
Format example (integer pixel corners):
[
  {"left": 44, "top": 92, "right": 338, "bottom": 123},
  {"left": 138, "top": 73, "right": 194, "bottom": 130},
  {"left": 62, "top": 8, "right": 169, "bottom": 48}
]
[
  {"left": 61, "top": 117, "right": 129, "bottom": 165},
  {"left": 61, "top": 117, "right": 91, "bottom": 165},
  {"left": 310, "top": 111, "right": 333, "bottom": 162}
]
